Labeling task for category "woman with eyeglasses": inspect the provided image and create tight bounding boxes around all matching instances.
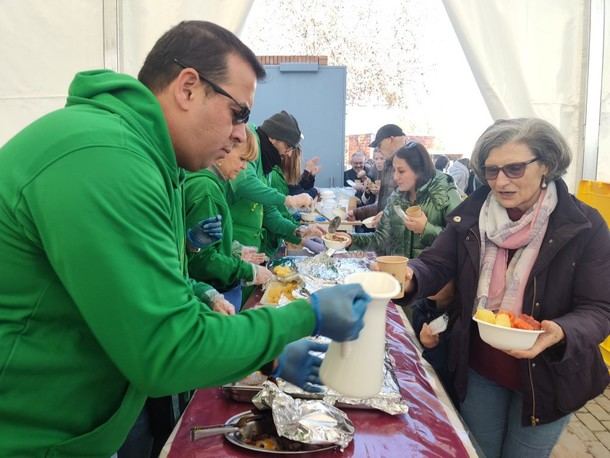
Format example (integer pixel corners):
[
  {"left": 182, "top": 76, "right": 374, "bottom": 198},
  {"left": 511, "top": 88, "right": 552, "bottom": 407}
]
[
  {"left": 184, "top": 127, "right": 273, "bottom": 312},
  {"left": 345, "top": 141, "right": 463, "bottom": 258},
  {"left": 403, "top": 118, "right": 610, "bottom": 457}
]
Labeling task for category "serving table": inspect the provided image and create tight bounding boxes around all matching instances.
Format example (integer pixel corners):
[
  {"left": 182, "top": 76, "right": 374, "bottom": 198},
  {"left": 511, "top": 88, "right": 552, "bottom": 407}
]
[{"left": 160, "top": 291, "right": 478, "bottom": 457}]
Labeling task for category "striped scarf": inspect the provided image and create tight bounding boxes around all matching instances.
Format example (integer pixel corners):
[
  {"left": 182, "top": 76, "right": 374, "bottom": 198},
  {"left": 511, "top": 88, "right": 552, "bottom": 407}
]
[{"left": 476, "top": 181, "right": 557, "bottom": 315}]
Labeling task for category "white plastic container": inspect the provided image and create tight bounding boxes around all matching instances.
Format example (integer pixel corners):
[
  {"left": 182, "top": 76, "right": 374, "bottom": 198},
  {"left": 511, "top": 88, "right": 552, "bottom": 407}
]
[
  {"left": 473, "top": 317, "right": 543, "bottom": 351},
  {"left": 319, "top": 272, "right": 401, "bottom": 398}
]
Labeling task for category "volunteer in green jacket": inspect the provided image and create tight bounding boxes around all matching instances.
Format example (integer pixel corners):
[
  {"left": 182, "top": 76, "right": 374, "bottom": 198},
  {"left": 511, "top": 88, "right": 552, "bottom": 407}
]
[
  {"left": 228, "top": 144, "right": 312, "bottom": 250},
  {"left": 185, "top": 127, "right": 273, "bottom": 311},
  {"left": 0, "top": 21, "right": 371, "bottom": 458},
  {"left": 261, "top": 111, "right": 311, "bottom": 254},
  {"left": 348, "top": 142, "right": 463, "bottom": 257},
  {"left": 263, "top": 111, "right": 325, "bottom": 255},
  {"left": 229, "top": 112, "right": 324, "bottom": 256}
]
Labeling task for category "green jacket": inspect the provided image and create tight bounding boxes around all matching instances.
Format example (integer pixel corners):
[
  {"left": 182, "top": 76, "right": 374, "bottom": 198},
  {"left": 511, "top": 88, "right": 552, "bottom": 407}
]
[
  {"left": 351, "top": 171, "right": 462, "bottom": 258},
  {"left": 185, "top": 168, "right": 254, "bottom": 291},
  {"left": 228, "top": 132, "right": 300, "bottom": 253},
  {"left": 262, "top": 165, "right": 300, "bottom": 254},
  {"left": 268, "top": 165, "right": 296, "bottom": 221},
  {"left": 0, "top": 70, "right": 315, "bottom": 457}
]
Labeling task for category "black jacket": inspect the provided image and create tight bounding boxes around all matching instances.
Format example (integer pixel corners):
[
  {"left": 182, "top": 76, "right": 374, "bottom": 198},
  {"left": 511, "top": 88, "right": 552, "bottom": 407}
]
[
  {"left": 353, "top": 158, "right": 395, "bottom": 220},
  {"left": 409, "top": 179, "right": 610, "bottom": 426}
]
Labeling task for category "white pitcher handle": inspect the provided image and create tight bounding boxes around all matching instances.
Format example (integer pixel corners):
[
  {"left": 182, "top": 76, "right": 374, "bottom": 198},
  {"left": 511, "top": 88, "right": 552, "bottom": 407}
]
[{"left": 340, "top": 341, "right": 352, "bottom": 358}]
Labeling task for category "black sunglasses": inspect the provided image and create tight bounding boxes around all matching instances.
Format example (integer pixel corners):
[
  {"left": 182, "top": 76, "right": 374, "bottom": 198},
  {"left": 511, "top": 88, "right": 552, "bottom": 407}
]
[
  {"left": 173, "top": 58, "right": 250, "bottom": 125},
  {"left": 483, "top": 157, "right": 539, "bottom": 180}
]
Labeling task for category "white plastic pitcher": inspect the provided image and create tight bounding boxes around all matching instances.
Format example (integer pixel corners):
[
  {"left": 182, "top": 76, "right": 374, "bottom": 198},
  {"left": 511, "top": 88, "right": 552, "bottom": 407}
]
[{"left": 319, "top": 271, "right": 401, "bottom": 398}]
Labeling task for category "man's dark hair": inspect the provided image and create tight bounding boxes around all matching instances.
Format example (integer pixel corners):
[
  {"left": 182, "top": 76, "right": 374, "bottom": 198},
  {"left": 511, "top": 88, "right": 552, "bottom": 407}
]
[
  {"left": 434, "top": 154, "right": 449, "bottom": 171},
  {"left": 395, "top": 142, "right": 436, "bottom": 189},
  {"left": 138, "top": 21, "right": 266, "bottom": 93}
]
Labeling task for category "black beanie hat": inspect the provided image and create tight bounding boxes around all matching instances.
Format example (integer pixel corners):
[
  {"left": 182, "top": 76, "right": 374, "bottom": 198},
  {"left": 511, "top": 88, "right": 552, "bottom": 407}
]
[{"left": 259, "top": 110, "right": 303, "bottom": 147}]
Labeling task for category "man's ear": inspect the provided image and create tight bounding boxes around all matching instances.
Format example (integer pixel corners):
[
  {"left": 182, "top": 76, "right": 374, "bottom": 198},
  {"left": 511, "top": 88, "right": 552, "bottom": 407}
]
[{"left": 173, "top": 68, "right": 201, "bottom": 111}]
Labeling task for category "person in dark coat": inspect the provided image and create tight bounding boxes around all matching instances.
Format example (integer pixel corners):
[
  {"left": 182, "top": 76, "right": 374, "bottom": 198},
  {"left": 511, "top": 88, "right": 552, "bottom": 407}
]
[
  {"left": 404, "top": 118, "right": 610, "bottom": 458},
  {"left": 349, "top": 124, "right": 406, "bottom": 224}
]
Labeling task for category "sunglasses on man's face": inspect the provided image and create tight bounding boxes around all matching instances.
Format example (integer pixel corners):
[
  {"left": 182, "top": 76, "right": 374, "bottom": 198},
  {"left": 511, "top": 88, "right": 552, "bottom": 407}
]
[
  {"left": 483, "top": 157, "right": 539, "bottom": 180},
  {"left": 173, "top": 58, "right": 251, "bottom": 125}
]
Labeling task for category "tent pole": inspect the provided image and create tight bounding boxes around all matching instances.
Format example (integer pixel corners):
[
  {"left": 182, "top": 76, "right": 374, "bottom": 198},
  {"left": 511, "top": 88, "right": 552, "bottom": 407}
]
[
  {"left": 103, "top": 0, "right": 121, "bottom": 72},
  {"left": 582, "top": 0, "right": 605, "bottom": 181}
]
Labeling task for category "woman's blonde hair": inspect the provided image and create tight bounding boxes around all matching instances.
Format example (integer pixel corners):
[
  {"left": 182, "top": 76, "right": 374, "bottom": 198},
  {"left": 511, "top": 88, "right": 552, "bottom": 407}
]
[
  {"left": 282, "top": 146, "right": 302, "bottom": 185},
  {"left": 241, "top": 126, "right": 258, "bottom": 162}
]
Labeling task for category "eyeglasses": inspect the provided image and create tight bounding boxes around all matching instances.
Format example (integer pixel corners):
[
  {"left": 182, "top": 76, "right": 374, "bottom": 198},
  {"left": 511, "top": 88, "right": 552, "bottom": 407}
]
[
  {"left": 483, "top": 157, "right": 539, "bottom": 180},
  {"left": 173, "top": 58, "right": 250, "bottom": 125}
]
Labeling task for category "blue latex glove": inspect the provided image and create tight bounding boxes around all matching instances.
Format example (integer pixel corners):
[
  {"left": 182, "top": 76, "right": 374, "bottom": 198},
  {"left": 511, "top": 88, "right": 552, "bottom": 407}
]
[
  {"left": 187, "top": 215, "right": 222, "bottom": 250},
  {"left": 310, "top": 284, "right": 371, "bottom": 341},
  {"left": 302, "top": 236, "right": 325, "bottom": 254},
  {"left": 272, "top": 339, "right": 328, "bottom": 392}
]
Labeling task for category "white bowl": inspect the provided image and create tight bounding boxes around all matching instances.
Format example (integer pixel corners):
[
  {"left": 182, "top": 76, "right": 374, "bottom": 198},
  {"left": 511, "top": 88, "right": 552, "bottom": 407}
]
[
  {"left": 473, "top": 317, "right": 544, "bottom": 351},
  {"left": 362, "top": 215, "right": 377, "bottom": 228},
  {"left": 300, "top": 212, "right": 317, "bottom": 222},
  {"left": 319, "top": 190, "right": 335, "bottom": 199},
  {"left": 322, "top": 233, "right": 350, "bottom": 250}
]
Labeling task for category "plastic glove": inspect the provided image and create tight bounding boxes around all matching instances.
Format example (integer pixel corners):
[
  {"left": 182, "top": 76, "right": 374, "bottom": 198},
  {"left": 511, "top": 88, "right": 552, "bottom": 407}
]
[
  {"left": 253, "top": 265, "right": 273, "bottom": 285},
  {"left": 241, "top": 246, "right": 267, "bottom": 264},
  {"left": 272, "top": 339, "right": 328, "bottom": 392},
  {"left": 302, "top": 236, "right": 325, "bottom": 254},
  {"left": 285, "top": 193, "right": 313, "bottom": 209},
  {"left": 211, "top": 295, "right": 235, "bottom": 316},
  {"left": 187, "top": 215, "right": 222, "bottom": 251},
  {"left": 310, "top": 284, "right": 371, "bottom": 341},
  {"left": 300, "top": 224, "right": 326, "bottom": 239}
]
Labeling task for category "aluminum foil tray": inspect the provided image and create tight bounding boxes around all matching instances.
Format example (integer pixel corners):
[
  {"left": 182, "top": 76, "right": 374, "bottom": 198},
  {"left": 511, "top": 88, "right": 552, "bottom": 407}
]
[{"left": 222, "top": 348, "right": 408, "bottom": 415}]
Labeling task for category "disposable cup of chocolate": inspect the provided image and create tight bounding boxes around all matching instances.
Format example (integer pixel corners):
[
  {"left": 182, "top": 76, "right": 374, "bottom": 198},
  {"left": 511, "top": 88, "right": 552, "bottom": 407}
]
[{"left": 406, "top": 205, "right": 422, "bottom": 218}]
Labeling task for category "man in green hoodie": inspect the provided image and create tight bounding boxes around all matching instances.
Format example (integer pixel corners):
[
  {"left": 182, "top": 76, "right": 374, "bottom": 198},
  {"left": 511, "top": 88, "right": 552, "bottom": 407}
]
[{"left": 0, "top": 21, "right": 370, "bottom": 458}]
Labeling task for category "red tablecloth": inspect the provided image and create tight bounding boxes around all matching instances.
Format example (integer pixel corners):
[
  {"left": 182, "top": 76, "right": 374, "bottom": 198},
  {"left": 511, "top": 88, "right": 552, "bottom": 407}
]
[{"left": 162, "top": 304, "right": 475, "bottom": 457}]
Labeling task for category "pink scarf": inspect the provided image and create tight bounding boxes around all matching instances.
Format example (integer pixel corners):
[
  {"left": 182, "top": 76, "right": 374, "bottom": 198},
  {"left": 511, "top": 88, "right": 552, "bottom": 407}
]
[{"left": 476, "top": 181, "right": 557, "bottom": 315}]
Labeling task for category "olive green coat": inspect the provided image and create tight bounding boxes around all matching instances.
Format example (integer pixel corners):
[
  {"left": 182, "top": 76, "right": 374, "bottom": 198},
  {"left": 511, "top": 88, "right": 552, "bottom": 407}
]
[{"left": 350, "top": 171, "right": 462, "bottom": 258}]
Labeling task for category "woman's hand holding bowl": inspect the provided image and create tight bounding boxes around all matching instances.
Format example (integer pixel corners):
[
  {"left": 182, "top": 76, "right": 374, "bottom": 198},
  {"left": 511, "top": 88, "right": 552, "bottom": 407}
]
[{"left": 506, "top": 320, "right": 565, "bottom": 359}]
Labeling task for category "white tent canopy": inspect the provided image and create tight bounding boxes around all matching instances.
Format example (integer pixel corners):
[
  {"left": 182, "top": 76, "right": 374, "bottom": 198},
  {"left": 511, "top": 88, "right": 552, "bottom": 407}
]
[
  {"left": 444, "top": 0, "right": 610, "bottom": 189},
  {"left": 1, "top": 0, "right": 608, "bottom": 190},
  {"left": 0, "top": 0, "right": 253, "bottom": 145}
]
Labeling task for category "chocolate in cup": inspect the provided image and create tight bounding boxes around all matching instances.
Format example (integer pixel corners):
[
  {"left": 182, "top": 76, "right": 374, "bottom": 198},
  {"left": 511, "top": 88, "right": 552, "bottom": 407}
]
[{"left": 406, "top": 205, "right": 422, "bottom": 218}]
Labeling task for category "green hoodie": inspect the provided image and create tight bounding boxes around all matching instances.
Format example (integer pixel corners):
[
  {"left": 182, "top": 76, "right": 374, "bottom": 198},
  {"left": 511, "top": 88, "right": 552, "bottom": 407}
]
[
  {"left": 228, "top": 132, "right": 300, "bottom": 253},
  {"left": 262, "top": 165, "right": 300, "bottom": 254},
  {"left": 0, "top": 70, "right": 315, "bottom": 457},
  {"left": 185, "top": 168, "right": 254, "bottom": 290}
]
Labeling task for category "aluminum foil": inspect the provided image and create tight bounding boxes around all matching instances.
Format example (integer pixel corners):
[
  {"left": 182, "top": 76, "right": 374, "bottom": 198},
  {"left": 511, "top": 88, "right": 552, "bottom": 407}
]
[
  {"left": 322, "top": 352, "right": 409, "bottom": 415},
  {"left": 253, "top": 255, "right": 408, "bottom": 416},
  {"left": 252, "top": 381, "right": 355, "bottom": 449},
  {"left": 293, "top": 255, "right": 370, "bottom": 289},
  {"left": 276, "top": 345, "right": 409, "bottom": 416}
]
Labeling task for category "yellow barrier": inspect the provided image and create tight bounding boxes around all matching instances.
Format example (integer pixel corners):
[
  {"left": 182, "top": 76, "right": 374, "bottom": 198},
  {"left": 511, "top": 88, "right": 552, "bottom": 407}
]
[
  {"left": 577, "top": 180, "right": 610, "bottom": 224},
  {"left": 602, "top": 340, "right": 610, "bottom": 372},
  {"left": 576, "top": 180, "right": 610, "bottom": 371}
]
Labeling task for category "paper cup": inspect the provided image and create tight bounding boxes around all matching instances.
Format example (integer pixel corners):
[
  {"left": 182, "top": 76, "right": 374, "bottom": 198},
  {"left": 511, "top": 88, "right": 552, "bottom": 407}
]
[
  {"left": 406, "top": 206, "right": 422, "bottom": 218},
  {"left": 375, "top": 255, "right": 409, "bottom": 299}
]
